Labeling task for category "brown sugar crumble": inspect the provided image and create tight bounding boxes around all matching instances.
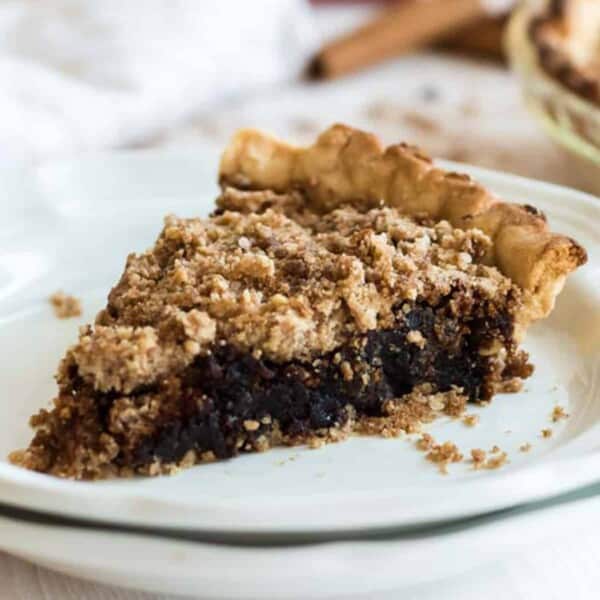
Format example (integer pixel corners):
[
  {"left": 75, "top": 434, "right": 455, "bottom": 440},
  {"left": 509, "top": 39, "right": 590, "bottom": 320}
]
[
  {"left": 462, "top": 413, "right": 479, "bottom": 427},
  {"left": 485, "top": 451, "right": 508, "bottom": 470},
  {"left": 426, "top": 441, "right": 463, "bottom": 474},
  {"left": 49, "top": 291, "right": 82, "bottom": 319},
  {"left": 471, "top": 448, "right": 487, "bottom": 469},
  {"left": 519, "top": 443, "right": 532, "bottom": 452},
  {"left": 551, "top": 406, "right": 569, "bottom": 422},
  {"left": 416, "top": 433, "right": 435, "bottom": 451},
  {"left": 541, "top": 428, "right": 553, "bottom": 439},
  {"left": 471, "top": 447, "right": 508, "bottom": 470}
]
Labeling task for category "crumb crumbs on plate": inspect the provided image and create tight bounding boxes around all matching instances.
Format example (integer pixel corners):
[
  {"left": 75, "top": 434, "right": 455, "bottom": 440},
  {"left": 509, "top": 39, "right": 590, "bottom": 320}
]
[
  {"left": 520, "top": 443, "right": 532, "bottom": 452},
  {"left": 416, "top": 433, "right": 435, "bottom": 451},
  {"left": 462, "top": 414, "right": 479, "bottom": 427},
  {"left": 551, "top": 405, "right": 569, "bottom": 422},
  {"left": 471, "top": 447, "right": 509, "bottom": 470},
  {"left": 425, "top": 441, "right": 463, "bottom": 475},
  {"left": 471, "top": 448, "right": 487, "bottom": 469},
  {"left": 490, "top": 445, "right": 501, "bottom": 453},
  {"left": 541, "top": 428, "right": 553, "bottom": 438},
  {"left": 485, "top": 451, "right": 509, "bottom": 470},
  {"left": 49, "top": 291, "right": 82, "bottom": 319}
]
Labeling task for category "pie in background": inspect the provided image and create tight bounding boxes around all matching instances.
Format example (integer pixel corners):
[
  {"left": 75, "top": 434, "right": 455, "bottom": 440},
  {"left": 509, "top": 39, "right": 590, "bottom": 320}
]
[{"left": 529, "top": 0, "right": 600, "bottom": 105}]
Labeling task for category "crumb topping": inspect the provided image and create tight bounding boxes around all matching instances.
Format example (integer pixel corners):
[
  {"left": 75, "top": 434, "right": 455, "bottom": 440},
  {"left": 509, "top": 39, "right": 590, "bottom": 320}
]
[{"left": 66, "top": 190, "right": 517, "bottom": 393}]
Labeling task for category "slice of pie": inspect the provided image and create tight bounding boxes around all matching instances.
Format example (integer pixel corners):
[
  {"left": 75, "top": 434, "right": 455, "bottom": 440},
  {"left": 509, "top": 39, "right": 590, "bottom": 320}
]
[
  {"left": 11, "top": 125, "right": 587, "bottom": 479},
  {"left": 529, "top": 0, "right": 600, "bottom": 104}
]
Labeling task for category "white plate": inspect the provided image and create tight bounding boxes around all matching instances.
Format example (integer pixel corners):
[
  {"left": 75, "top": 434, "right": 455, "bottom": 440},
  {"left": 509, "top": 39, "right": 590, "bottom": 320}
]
[
  {"left": 0, "top": 147, "right": 598, "bottom": 535},
  {"left": 1, "top": 483, "right": 600, "bottom": 598}
]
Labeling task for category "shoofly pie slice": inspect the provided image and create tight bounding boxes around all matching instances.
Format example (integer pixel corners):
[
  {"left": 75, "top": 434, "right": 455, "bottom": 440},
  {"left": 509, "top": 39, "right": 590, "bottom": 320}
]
[
  {"left": 11, "top": 125, "right": 587, "bottom": 479},
  {"left": 530, "top": 0, "right": 600, "bottom": 104}
]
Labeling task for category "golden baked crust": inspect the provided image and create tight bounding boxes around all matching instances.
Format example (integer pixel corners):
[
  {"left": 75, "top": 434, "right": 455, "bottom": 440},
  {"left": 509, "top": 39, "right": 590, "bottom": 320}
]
[
  {"left": 529, "top": 0, "right": 600, "bottom": 104},
  {"left": 220, "top": 124, "right": 587, "bottom": 335}
]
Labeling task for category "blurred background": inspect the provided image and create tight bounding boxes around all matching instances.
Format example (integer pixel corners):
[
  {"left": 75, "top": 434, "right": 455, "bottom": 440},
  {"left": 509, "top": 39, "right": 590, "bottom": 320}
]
[{"left": 0, "top": 0, "right": 598, "bottom": 192}]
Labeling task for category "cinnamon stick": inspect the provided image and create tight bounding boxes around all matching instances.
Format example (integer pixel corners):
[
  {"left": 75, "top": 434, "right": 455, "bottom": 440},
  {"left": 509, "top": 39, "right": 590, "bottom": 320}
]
[
  {"left": 439, "top": 15, "right": 507, "bottom": 61},
  {"left": 309, "top": 0, "right": 487, "bottom": 79}
]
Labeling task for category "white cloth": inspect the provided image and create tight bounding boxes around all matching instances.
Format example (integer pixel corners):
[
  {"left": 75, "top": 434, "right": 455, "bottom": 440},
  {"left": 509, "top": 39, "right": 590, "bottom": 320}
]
[{"left": 0, "top": 0, "right": 316, "bottom": 160}]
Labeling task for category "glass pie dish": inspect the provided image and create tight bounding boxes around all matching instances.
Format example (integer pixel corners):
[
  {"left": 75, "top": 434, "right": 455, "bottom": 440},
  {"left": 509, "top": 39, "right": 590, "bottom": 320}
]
[{"left": 506, "top": 3, "right": 600, "bottom": 195}]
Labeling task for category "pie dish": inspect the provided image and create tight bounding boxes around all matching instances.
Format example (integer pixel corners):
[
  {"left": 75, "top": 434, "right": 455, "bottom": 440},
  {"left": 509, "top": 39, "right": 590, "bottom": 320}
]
[
  {"left": 529, "top": 0, "right": 600, "bottom": 105},
  {"left": 508, "top": 1, "right": 600, "bottom": 195},
  {"left": 10, "top": 125, "right": 587, "bottom": 479}
]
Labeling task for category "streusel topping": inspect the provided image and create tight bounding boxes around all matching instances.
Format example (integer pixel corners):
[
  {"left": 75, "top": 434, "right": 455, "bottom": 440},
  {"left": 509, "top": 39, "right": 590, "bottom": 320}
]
[{"left": 64, "top": 188, "right": 519, "bottom": 393}]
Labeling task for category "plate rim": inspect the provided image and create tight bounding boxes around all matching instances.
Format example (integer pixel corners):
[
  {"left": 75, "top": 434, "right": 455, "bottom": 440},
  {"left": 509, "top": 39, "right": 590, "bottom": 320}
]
[{"left": 1, "top": 482, "right": 600, "bottom": 598}]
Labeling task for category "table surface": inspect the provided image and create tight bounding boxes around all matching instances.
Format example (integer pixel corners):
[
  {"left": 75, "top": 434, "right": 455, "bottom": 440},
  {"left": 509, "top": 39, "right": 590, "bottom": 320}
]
[{"left": 1, "top": 46, "right": 598, "bottom": 600}]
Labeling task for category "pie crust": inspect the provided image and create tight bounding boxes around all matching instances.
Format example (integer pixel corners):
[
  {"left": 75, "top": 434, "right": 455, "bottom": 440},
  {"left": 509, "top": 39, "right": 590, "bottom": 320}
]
[{"left": 220, "top": 124, "right": 587, "bottom": 335}]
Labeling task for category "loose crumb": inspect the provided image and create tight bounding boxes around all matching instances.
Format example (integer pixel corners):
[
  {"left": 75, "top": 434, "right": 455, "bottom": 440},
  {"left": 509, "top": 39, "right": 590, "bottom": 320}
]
[
  {"left": 520, "top": 443, "right": 532, "bottom": 452},
  {"left": 490, "top": 445, "right": 501, "bottom": 453},
  {"left": 471, "top": 448, "right": 487, "bottom": 469},
  {"left": 485, "top": 451, "right": 508, "bottom": 470},
  {"left": 541, "top": 428, "right": 553, "bottom": 438},
  {"left": 551, "top": 406, "right": 569, "bottom": 422},
  {"left": 416, "top": 433, "right": 435, "bottom": 451},
  {"left": 49, "top": 291, "right": 82, "bottom": 319},
  {"left": 472, "top": 447, "right": 508, "bottom": 470},
  {"left": 462, "top": 414, "right": 479, "bottom": 427},
  {"left": 426, "top": 441, "right": 463, "bottom": 474}
]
